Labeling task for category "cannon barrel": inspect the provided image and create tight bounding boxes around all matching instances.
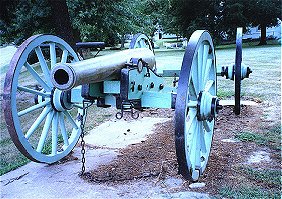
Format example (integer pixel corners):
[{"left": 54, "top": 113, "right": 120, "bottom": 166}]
[
  {"left": 50, "top": 48, "right": 155, "bottom": 90},
  {"left": 76, "top": 42, "right": 105, "bottom": 50}
]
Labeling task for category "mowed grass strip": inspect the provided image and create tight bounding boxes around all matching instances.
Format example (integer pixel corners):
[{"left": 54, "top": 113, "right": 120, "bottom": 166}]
[
  {"left": 219, "top": 185, "right": 280, "bottom": 199},
  {"left": 235, "top": 124, "right": 281, "bottom": 151}
]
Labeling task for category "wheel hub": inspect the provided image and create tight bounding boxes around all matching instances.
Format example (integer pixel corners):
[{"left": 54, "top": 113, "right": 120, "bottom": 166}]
[
  {"left": 51, "top": 88, "right": 73, "bottom": 112},
  {"left": 221, "top": 63, "right": 252, "bottom": 80},
  {"left": 197, "top": 91, "right": 221, "bottom": 122}
]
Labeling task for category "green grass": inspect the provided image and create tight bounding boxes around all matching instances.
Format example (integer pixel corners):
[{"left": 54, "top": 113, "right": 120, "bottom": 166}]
[
  {"left": 216, "top": 44, "right": 281, "bottom": 105},
  {"left": 154, "top": 38, "right": 182, "bottom": 48},
  {"left": 215, "top": 40, "right": 281, "bottom": 50},
  {"left": 0, "top": 137, "right": 30, "bottom": 175},
  {"left": 0, "top": 156, "right": 29, "bottom": 176},
  {"left": 217, "top": 89, "right": 234, "bottom": 98},
  {"left": 219, "top": 165, "right": 281, "bottom": 199},
  {"left": 235, "top": 124, "right": 281, "bottom": 151},
  {"left": 219, "top": 185, "right": 280, "bottom": 199},
  {"left": 239, "top": 166, "right": 281, "bottom": 187}
]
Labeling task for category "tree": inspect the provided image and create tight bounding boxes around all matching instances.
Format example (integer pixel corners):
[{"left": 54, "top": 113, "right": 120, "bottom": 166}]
[
  {"left": 133, "top": 0, "right": 174, "bottom": 37},
  {"left": 0, "top": 0, "right": 18, "bottom": 44},
  {"left": 220, "top": 0, "right": 249, "bottom": 40},
  {"left": 1, "top": 0, "right": 147, "bottom": 46},
  {"left": 67, "top": 0, "right": 141, "bottom": 45},
  {"left": 48, "top": 0, "right": 76, "bottom": 48},
  {"left": 161, "top": 0, "right": 223, "bottom": 42},
  {"left": 159, "top": 0, "right": 281, "bottom": 45},
  {"left": 0, "top": 0, "right": 54, "bottom": 45},
  {"left": 244, "top": 0, "right": 281, "bottom": 45}
]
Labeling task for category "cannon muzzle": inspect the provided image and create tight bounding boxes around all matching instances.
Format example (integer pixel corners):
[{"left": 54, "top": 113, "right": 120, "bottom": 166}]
[{"left": 51, "top": 48, "right": 155, "bottom": 90}]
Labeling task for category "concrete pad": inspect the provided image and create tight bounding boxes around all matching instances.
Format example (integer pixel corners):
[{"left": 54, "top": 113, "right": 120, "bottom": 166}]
[
  {"left": 85, "top": 117, "right": 170, "bottom": 148},
  {"left": 189, "top": 182, "right": 206, "bottom": 189},
  {"left": 221, "top": 138, "right": 239, "bottom": 143},
  {"left": 247, "top": 150, "right": 271, "bottom": 164},
  {"left": 0, "top": 147, "right": 117, "bottom": 198},
  {"left": 219, "top": 100, "right": 258, "bottom": 106},
  {"left": 0, "top": 117, "right": 211, "bottom": 198}
]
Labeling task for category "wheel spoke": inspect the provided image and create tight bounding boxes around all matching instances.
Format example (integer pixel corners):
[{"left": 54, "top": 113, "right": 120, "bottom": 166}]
[
  {"left": 184, "top": 108, "right": 197, "bottom": 148},
  {"left": 50, "top": 43, "right": 56, "bottom": 68},
  {"left": 139, "top": 39, "right": 146, "bottom": 48},
  {"left": 35, "top": 46, "right": 52, "bottom": 86},
  {"left": 203, "top": 58, "right": 213, "bottom": 84},
  {"left": 203, "top": 120, "right": 211, "bottom": 132},
  {"left": 17, "top": 86, "right": 50, "bottom": 97},
  {"left": 188, "top": 121, "right": 199, "bottom": 167},
  {"left": 202, "top": 45, "right": 209, "bottom": 79},
  {"left": 187, "top": 100, "right": 198, "bottom": 108},
  {"left": 24, "top": 62, "right": 52, "bottom": 92},
  {"left": 185, "top": 108, "right": 197, "bottom": 131},
  {"left": 61, "top": 49, "right": 68, "bottom": 63},
  {"left": 137, "top": 40, "right": 142, "bottom": 48},
  {"left": 199, "top": 121, "right": 207, "bottom": 153},
  {"left": 194, "top": 122, "right": 202, "bottom": 168},
  {"left": 51, "top": 112, "right": 59, "bottom": 155},
  {"left": 58, "top": 112, "right": 69, "bottom": 147},
  {"left": 63, "top": 111, "right": 79, "bottom": 130},
  {"left": 189, "top": 80, "right": 198, "bottom": 100},
  {"left": 36, "top": 110, "right": 54, "bottom": 153},
  {"left": 203, "top": 80, "right": 214, "bottom": 93},
  {"left": 197, "top": 45, "right": 203, "bottom": 91},
  {"left": 192, "top": 57, "right": 199, "bottom": 94},
  {"left": 18, "top": 100, "right": 50, "bottom": 117},
  {"left": 25, "top": 106, "right": 51, "bottom": 139}
]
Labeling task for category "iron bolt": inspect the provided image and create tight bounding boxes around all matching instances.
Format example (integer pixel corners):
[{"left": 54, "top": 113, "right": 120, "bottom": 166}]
[
  {"left": 131, "top": 81, "right": 135, "bottom": 92},
  {"left": 138, "top": 85, "right": 142, "bottom": 91},
  {"left": 150, "top": 82, "right": 154, "bottom": 88},
  {"left": 159, "top": 84, "right": 164, "bottom": 90}
]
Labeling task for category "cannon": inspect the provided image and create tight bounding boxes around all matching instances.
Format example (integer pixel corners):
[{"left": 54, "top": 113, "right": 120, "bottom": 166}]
[{"left": 3, "top": 28, "right": 252, "bottom": 181}]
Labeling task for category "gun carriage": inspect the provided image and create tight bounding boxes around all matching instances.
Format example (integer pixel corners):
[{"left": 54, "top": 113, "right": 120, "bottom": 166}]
[{"left": 3, "top": 28, "right": 251, "bottom": 181}]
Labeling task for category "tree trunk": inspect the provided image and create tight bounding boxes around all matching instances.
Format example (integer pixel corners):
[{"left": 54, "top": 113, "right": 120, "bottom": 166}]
[
  {"left": 120, "top": 35, "right": 125, "bottom": 49},
  {"left": 259, "top": 23, "right": 267, "bottom": 45},
  {"left": 48, "top": 0, "right": 76, "bottom": 49}
]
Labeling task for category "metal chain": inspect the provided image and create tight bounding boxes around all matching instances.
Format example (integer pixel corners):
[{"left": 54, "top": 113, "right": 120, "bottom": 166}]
[
  {"left": 79, "top": 100, "right": 94, "bottom": 176},
  {"left": 80, "top": 105, "right": 86, "bottom": 175}
]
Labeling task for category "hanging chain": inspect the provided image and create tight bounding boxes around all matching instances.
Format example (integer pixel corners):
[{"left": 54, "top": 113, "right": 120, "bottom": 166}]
[
  {"left": 78, "top": 100, "right": 94, "bottom": 176},
  {"left": 80, "top": 104, "right": 86, "bottom": 175}
]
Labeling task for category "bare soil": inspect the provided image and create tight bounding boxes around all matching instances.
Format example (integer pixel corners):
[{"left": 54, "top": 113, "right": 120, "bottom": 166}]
[{"left": 80, "top": 101, "right": 280, "bottom": 196}]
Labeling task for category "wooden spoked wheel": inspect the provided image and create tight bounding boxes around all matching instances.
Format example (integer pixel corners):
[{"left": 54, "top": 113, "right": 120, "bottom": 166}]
[
  {"left": 129, "top": 33, "right": 155, "bottom": 71},
  {"left": 129, "top": 33, "right": 154, "bottom": 51},
  {"left": 175, "top": 30, "right": 217, "bottom": 181},
  {"left": 3, "top": 34, "right": 83, "bottom": 163}
]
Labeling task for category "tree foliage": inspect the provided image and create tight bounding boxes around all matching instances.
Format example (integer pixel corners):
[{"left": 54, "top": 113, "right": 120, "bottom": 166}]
[
  {"left": 0, "top": 0, "right": 53, "bottom": 45},
  {"left": 158, "top": 1, "right": 222, "bottom": 40},
  {"left": 0, "top": 0, "right": 280, "bottom": 46},
  {"left": 162, "top": 0, "right": 281, "bottom": 44},
  {"left": 243, "top": 0, "right": 281, "bottom": 44},
  {"left": 67, "top": 0, "right": 132, "bottom": 45}
]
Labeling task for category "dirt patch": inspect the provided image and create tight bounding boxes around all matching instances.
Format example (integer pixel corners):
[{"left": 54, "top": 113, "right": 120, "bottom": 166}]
[
  {"left": 81, "top": 108, "right": 178, "bottom": 183},
  {"left": 81, "top": 104, "right": 280, "bottom": 196}
]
